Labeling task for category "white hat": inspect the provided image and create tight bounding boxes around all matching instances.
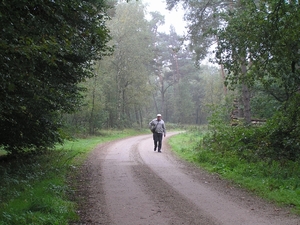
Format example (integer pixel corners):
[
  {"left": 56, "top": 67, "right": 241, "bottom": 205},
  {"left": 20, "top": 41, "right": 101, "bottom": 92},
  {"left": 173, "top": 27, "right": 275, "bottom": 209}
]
[{"left": 157, "top": 114, "right": 162, "bottom": 117}]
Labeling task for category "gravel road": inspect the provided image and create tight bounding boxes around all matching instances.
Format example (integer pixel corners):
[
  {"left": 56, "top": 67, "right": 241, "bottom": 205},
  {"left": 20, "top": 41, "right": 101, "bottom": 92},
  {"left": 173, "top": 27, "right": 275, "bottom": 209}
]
[{"left": 75, "top": 132, "right": 299, "bottom": 225}]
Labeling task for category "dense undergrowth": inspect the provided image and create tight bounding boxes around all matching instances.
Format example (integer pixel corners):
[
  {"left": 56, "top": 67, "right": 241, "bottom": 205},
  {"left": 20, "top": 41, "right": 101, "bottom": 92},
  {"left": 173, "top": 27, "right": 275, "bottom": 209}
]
[
  {"left": 0, "top": 129, "right": 145, "bottom": 225},
  {"left": 169, "top": 124, "right": 300, "bottom": 214},
  {"left": 206, "top": 95, "right": 300, "bottom": 162}
]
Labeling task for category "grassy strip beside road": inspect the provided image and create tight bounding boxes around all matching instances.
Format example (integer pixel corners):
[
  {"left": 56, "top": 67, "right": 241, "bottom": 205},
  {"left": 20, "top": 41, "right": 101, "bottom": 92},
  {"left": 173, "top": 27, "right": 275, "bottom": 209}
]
[
  {"left": 0, "top": 129, "right": 146, "bottom": 225},
  {"left": 169, "top": 130, "right": 300, "bottom": 214}
]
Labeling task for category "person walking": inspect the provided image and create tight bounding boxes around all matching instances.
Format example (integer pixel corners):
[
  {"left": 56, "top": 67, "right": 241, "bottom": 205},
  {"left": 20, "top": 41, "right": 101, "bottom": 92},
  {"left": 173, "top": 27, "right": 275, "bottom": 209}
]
[{"left": 149, "top": 114, "right": 166, "bottom": 153}]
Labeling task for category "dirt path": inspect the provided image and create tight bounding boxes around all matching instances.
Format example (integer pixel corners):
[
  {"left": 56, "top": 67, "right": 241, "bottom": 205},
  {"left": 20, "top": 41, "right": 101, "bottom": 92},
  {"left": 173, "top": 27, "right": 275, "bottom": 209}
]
[{"left": 75, "top": 132, "right": 299, "bottom": 225}]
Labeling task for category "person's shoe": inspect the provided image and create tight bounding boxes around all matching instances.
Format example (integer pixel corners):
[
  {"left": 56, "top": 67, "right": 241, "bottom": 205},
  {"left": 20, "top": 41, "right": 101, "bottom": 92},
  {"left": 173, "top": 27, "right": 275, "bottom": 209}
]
[
  {"left": 154, "top": 148, "right": 156, "bottom": 151},
  {"left": 158, "top": 150, "right": 162, "bottom": 153}
]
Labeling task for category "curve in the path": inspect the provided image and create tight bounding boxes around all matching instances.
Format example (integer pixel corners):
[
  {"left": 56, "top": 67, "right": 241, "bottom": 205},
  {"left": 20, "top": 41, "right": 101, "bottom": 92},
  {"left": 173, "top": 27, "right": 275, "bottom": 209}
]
[{"left": 99, "top": 132, "right": 299, "bottom": 225}]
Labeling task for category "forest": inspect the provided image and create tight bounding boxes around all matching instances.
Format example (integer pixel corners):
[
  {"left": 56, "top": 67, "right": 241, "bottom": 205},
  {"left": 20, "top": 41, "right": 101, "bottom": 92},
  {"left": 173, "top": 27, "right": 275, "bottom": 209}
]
[
  {"left": 1, "top": 0, "right": 299, "bottom": 161},
  {"left": 0, "top": 0, "right": 225, "bottom": 153},
  {"left": 0, "top": 0, "right": 300, "bottom": 223}
]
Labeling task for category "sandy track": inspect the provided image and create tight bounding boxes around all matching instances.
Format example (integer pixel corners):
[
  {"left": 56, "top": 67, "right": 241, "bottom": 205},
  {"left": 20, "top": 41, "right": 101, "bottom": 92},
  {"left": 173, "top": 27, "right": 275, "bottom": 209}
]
[{"left": 76, "top": 132, "right": 299, "bottom": 225}]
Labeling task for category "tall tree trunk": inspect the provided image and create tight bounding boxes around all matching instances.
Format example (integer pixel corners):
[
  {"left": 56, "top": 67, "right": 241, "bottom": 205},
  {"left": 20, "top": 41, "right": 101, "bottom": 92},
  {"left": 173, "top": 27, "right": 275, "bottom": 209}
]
[
  {"left": 241, "top": 64, "right": 251, "bottom": 124},
  {"left": 139, "top": 109, "right": 143, "bottom": 128},
  {"left": 89, "top": 86, "right": 95, "bottom": 135},
  {"left": 148, "top": 76, "right": 159, "bottom": 114},
  {"left": 152, "top": 93, "right": 159, "bottom": 113},
  {"left": 116, "top": 70, "right": 122, "bottom": 124},
  {"left": 122, "top": 88, "right": 126, "bottom": 116},
  {"left": 134, "top": 106, "right": 140, "bottom": 126},
  {"left": 238, "top": 95, "right": 244, "bottom": 118},
  {"left": 220, "top": 64, "right": 227, "bottom": 95},
  {"left": 161, "top": 82, "right": 165, "bottom": 116}
]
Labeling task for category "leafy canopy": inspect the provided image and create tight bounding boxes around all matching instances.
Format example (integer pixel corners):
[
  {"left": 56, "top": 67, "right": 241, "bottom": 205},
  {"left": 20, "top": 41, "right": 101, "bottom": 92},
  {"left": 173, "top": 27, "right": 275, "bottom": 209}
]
[
  {"left": 216, "top": 0, "right": 300, "bottom": 94},
  {"left": 0, "top": 0, "right": 111, "bottom": 153}
]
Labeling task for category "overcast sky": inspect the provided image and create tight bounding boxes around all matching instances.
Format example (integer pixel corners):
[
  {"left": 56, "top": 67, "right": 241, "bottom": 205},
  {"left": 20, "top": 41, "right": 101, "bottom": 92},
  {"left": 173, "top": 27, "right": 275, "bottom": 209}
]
[
  {"left": 141, "top": 0, "right": 215, "bottom": 65},
  {"left": 142, "top": 0, "right": 186, "bottom": 35}
]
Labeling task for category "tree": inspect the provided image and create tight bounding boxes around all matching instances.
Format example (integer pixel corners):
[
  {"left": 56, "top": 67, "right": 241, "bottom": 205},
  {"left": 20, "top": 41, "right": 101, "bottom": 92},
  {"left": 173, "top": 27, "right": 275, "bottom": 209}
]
[
  {"left": 82, "top": 61, "right": 109, "bottom": 135},
  {"left": 166, "top": 0, "right": 231, "bottom": 65},
  {"left": 212, "top": 0, "right": 300, "bottom": 160},
  {"left": 217, "top": 0, "right": 300, "bottom": 124},
  {"left": 91, "top": 1, "right": 153, "bottom": 128},
  {"left": 0, "top": 0, "right": 111, "bottom": 153},
  {"left": 216, "top": 0, "right": 300, "bottom": 107},
  {"left": 166, "top": 0, "right": 297, "bottom": 124},
  {"left": 150, "top": 28, "right": 180, "bottom": 120}
]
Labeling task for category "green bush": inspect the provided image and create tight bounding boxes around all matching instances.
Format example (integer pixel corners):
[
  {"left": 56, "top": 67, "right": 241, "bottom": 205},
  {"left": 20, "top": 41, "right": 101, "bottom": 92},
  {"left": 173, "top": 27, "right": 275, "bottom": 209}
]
[
  {"left": 203, "top": 93, "right": 300, "bottom": 162},
  {"left": 170, "top": 130, "right": 300, "bottom": 213}
]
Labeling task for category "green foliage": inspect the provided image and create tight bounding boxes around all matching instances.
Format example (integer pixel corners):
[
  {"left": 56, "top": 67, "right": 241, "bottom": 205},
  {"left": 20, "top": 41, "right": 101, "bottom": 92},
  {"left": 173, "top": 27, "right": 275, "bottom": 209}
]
[
  {"left": 190, "top": 93, "right": 300, "bottom": 210},
  {"left": 169, "top": 130, "right": 300, "bottom": 213},
  {"left": 0, "top": 129, "right": 146, "bottom": 224},
  {"left": 204, "top": 94, "right": 300, "bottom": 162},
  {"left": 250, "top": 85, "right": 282, "bottom": 119},
  {"left": 66, "top": 1, "right": 154, "bottom": 131},
  {"left": 0, "top": 151, "right": 78, "bottom": 224},
  {"left": 61, "top": 2, "right": 225, "bottom": 131},
  {"left": 166, "top": 0, "right": 227, "bottom": 65},
  {"left": 0, "top": 0, "right": 111, "bottom": 153},
  {"left": 166, "top": 0, "right": 300, "bottom": 213},
  {"left": 168, "top": 129, "right": 205, "bottom": 162},
  {"left": 258, "top": 94, "right": 300, "bottom": 161},
  {"left": 216, "top": 0, "right": 300, "bottom": 93},
  {"left": 106, "top": 1, "right": 153, "bottom": 127}
]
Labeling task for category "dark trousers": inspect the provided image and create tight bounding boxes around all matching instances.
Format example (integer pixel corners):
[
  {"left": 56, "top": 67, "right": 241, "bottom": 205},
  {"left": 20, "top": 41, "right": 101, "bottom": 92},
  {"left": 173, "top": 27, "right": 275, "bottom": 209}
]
[{"left": 153, "top": 132, "right": 163, "bottom": 150}]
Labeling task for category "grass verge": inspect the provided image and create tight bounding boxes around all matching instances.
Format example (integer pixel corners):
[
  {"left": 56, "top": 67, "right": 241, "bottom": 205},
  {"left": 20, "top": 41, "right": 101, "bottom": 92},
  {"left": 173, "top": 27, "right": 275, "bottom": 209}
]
[
  {"left": 0, "top": 129, "right": 147, "bottom": 225},
  {"left": 168, "top": 130, "right": 300, "bottom": 214}
]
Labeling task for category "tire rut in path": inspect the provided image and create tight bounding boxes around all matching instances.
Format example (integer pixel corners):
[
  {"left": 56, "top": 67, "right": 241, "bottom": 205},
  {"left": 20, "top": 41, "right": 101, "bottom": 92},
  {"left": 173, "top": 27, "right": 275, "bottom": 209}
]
[
  {"left": 99, "top": 135, "right": 216, "bottom": 225},
  {"left": 130, "top": 140, "right": 219, "bottom": 225},
  {"left": 75, "top": 133, "right": 300, "bottom": 225}
]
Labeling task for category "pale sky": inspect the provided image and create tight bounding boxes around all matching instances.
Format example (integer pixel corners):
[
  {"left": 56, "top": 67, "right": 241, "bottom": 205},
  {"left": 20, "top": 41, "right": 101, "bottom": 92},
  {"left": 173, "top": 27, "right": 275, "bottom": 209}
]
[
  {"left": 142, "top": 0, "right": 215, "bottom": 66},
  {"left": 142, "top": 0, "right": 186, "bottom": 35}
]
